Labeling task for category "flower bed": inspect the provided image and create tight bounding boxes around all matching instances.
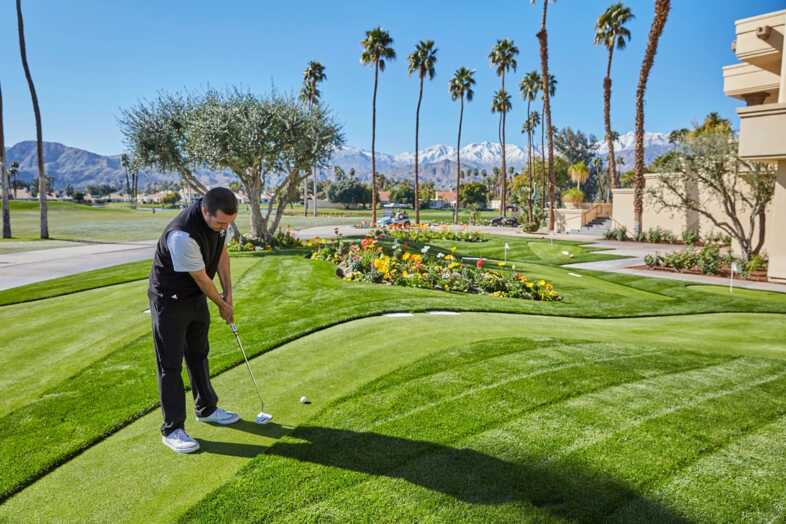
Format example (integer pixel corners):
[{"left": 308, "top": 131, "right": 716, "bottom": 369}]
[
  {"left": 642, "top": 245, "right": 768, "bottom": 281},
  {"left": 228, "top": 229, "right": 303, "bottom": 252},
  {"left": 308, "top": 236, "right": 560, "bottom": 301},
  {"left": 377, "top": 224, "right": 486, "bottom": 243}
]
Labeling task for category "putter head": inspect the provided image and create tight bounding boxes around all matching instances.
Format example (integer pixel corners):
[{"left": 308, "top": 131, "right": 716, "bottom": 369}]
[{"left": 256, "top": 412, "right": 273, "bottom": 425}]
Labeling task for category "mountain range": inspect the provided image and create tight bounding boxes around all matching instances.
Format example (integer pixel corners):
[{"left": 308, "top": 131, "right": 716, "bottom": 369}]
[{"left": 4, "top": 131, "right": 673, "bottom": 191}]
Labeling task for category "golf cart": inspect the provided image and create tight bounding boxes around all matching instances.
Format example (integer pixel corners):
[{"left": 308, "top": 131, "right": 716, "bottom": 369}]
[
  {"left": 378, "top": 211, "right": 411, "bottom": 227},
  {"left": 489, "top": 215, "right": 519, "bottom": 227}
]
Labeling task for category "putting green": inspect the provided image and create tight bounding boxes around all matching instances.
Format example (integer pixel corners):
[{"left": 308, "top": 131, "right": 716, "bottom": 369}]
[{"left": 3, "top": 311, "right": 786, "bottom": 522}]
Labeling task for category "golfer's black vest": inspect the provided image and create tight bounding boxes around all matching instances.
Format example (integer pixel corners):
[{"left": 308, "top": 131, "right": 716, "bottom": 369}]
[{"left": 149, "top": 199, "right": 224, "bottom": 301}]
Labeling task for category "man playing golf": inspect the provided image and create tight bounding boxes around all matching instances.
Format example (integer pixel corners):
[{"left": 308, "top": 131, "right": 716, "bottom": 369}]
[{"left": 149, "top": 187, "right": 240, "bottom": 454}]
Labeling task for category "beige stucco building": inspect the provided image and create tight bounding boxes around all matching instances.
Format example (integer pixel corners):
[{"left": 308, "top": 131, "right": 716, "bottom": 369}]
[
  {"left": 612, "top": 9, "right": 785, "bottom": 283},
  {"left": 723, "top": 9, "right": 786, "bottom": 282}
]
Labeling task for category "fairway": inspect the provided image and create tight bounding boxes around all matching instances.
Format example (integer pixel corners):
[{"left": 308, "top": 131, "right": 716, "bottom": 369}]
[
  {"left": 3, "top": 313, "right": 786, "bottom": 522},
  {"left": 1, "top": 236, "right": 785, "bottom": 522},
  {"left": 0, "top": 201, "right": 363, "bottom": 242}
]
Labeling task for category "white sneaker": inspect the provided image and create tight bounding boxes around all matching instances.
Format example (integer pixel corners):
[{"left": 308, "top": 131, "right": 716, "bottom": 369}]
[
  {"left": 196, "top": 407, "right": 240, "bottom": 425},
  {"left": 162, "top": 428, "right": 200, "bottom": 454}
]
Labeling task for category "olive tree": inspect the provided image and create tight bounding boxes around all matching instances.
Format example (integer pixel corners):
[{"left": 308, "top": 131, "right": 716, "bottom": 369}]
[
  {"left": 119, "top": 92, "right": 209, "bottom": 195},
  {"left": 186, "top": 90, "right": 342, "bottom": 242},
  {"left": 649, "top": 131, "right": 775, "bottom": 260}
]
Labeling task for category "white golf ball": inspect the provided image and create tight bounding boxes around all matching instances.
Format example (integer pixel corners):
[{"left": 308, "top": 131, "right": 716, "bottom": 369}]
[{"left": 300, "top": 396, "right": 310, "bottom": 404}]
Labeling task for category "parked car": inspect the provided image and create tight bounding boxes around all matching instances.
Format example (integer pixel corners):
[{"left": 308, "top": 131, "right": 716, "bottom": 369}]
[
  {"left": 378, "top": 212, "right": 411, "bottom": 227},
  {"left": 382, "top": 202, "right": 409, "bottom": 209},
  {"left": 489, "top": 216, "right": 519, "bottom": 227}
]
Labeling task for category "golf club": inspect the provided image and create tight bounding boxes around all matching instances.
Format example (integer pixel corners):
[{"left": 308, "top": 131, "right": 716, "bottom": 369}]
[{"left": 230, "top": 323, "right": 273, "bottom": 424}]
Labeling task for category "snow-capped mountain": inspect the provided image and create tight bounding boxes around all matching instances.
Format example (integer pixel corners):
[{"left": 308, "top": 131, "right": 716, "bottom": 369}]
[
  {"left": 325, "top": 141, "right": 530, "bottom": 188},
  {"left": 596, "top": 131, "right": 674, "bottom": 168},
  {"left": 5, "top": 131, "right": 674, "bottom": 191}
]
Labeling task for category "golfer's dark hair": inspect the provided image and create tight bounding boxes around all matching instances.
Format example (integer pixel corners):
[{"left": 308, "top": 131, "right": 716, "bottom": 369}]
[{"left": 202, "top": 187, "right": 238, "bottom": 216}]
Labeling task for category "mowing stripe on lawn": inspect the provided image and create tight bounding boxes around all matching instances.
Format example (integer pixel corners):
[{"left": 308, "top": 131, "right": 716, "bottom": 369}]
[
  {"left": 202, "top": 347, "right": 786, "bottom": 523},
  {"left": 624, "top": 414, "right": 786, "bottom": 522}
]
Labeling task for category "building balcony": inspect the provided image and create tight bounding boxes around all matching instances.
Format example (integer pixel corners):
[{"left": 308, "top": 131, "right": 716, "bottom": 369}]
[
  {"left": 731, "top": 10, "right": 784, "bottom": 73},
  {"left": 737, "top": 102, "right": 786, "bottom": 160},
  {"left": 722, "top": 63, "right": 780, "bottom": 104}
]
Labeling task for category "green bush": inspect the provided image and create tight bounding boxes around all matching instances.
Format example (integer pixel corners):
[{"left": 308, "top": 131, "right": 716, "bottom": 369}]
[
  {"left": 562, "top": 187, "right": 585, "bottom": 207},
  {"left": 681, "top": 229, "right": 701, "bottom": 245},
  {"left": 744, "top": 254, "right": 767, "bottom": 275},
  {"left": 604, "top": 227, "right": 629, "bottom": 241}
]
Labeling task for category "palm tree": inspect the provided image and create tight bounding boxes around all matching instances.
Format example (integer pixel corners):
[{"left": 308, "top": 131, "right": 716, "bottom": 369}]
[
  {"left": 532, "top": 0, "right": 557, "bottom": 230},
  {"left": 121, "top": 153, "right": 131, "bottom": 197},
  {"left": 489, "top": 39, "right": 519, "bottom": 217},
  {"left": 634, "top": 0, "right": 671, "bottom": 236},
  {"left": 9, "top": 161, "right": 19, "bottom": 199},
  {"left": 0, "top": 82, "right": 10, "bottom": 239},
  {"left": 300, "top": 60, "right": 327, "bottom": 217},
  {"left": 491, "top": 89, "right": 512, "bottom": 210},
  {"left": 521, "top": 110, "right": 540, "bottom": 222},
  {"left": 539, "top": 74, "right": 556, "bottom": 211},
  {"left": 16, "top": 0, "right": 47, "bottom": 239},
  {"left": 360, "top": 27, "right": 396, "bottom": 226},
  {"left": 519, "top": 71, "right": 541, "bottom": 221},
  {"left": 407, "top": 40, "right": 438, "bottom": 225},
  {"left": 595, "top": 3, "right": 634, "bottom": 196},
  {"left": 592, "top": 156, "right": 607, "bottom": 201},
  {"left": 449, "top": 67, "right": 475, "bottom": 225},
  {"left": 569, "top": 162, "right": 589, "bottom": 190}
]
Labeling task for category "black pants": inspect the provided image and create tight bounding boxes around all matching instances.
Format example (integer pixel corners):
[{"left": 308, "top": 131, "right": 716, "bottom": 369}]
[{"left": 150, "top": 293, "right": 218, "bottom": 436}]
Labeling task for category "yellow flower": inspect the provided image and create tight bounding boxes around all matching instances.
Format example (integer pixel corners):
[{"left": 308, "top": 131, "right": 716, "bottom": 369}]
[
  {"left": 448, "top": 262, "right": 460, "bottom": 270},
  {"left": 538, "top": 280, "right": 546, "bottom": 286},
  {"left": 402, "top": 252, "right": 411, "bottom": 261}
]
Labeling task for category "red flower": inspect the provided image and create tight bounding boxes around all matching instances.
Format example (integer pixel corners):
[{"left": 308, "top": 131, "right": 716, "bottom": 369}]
[
  {"left": 360, "top": 238, "right": 375, "bottom": 250},
  {"left": 476, "top": 258, "right": 485, "bottom": 269}
]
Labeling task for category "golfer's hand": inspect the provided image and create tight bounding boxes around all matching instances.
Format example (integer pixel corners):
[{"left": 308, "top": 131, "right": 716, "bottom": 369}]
[
  {"left": 219, "top": 301, "right": 234, "bottom": 324},
  {"left": 222, "top": 291, "right": 233, "bottom": 308}
]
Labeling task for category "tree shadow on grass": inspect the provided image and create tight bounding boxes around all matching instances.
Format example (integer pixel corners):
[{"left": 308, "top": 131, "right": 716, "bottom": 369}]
[{"left": 199, "top": 424, "right": 688, "bottom": 522}]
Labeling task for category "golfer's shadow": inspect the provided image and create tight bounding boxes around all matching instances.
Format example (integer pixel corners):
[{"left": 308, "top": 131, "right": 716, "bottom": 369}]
[
  {"left": 199, "top": 424, "right": 687, "bottom": 521},
  {"left": 196, "top": 420, "right": 290, "bottom": 458}
]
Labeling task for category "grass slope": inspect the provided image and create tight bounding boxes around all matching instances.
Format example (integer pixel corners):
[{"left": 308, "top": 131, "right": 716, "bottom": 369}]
[
  {"left": 1, "top": 236, "right": 785, "bottom": 510},
  {"left": 3, "top": 313, "right": 786, "bottom": 522}
]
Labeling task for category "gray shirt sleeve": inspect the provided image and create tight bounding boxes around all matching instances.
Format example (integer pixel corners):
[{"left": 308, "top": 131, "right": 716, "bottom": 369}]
[{"left": 166, "top": 230, "right": 206, "bottom": 272}]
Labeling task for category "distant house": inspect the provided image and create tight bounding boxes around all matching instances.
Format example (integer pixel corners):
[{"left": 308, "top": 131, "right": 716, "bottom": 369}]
[
  {"left": 378, "top": 191, "right": 391, "bottom": 204},
  {"left": 430, "top": 191, "right": 457, "bottom": 209}
]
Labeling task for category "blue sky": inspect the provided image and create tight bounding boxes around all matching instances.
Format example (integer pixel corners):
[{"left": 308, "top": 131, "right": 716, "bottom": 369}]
[{"left": 0, "top": 0, "right": 782, "bottom": 155}]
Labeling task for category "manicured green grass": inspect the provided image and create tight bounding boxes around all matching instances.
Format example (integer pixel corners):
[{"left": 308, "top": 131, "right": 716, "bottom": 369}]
[
  {"left": 428, "top": 235, "right": 624, "bottom": 266},
  {"left": 3, "top": 313, "right": 786, "bottom": 522},
  {"left": 0, "top": 200, "right": 362, "bottom": 242},
  {"left": 1, "top": 233, "right": 785, "bottom": 520},
  {"left": 0, "top": 259, "right": 152, "bottom": 306}
]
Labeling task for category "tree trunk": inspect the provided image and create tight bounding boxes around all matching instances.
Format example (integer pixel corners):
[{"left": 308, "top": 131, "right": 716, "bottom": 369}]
[
  {"left": 243, "top": 173, "right": 265, "bottom": 240},
  {"left": 526, "top": 100, "right": 533, "bottom": 222},
  {"left": 312, "top": 165, "right": 317, "bottom": 217},
  {"left": 540, "top": 100, "right": 546, "bottom": 210},
  {"left": 634, "top": 0, "right": 671, "bottom": 237},
  {"left": 414, "top": 76, "right": 423, "bottom": 224},
  {"left": 454, "top": 97, "right": 464, "bottom": 225},
  {"left": 537, "top": 0, "right": 555, "bottom": 231},
  {"left": 0, "top": 83, "right": 11, "bottom": 239},
  {"left": 371, "top": 63, "right": 379, "bottom": 226},
  {"left": 17, "top": 0, "right": 48, "bottom": 239},
  {"left": 604, "top": 47, "right": 618, "bottom": 197},
  {"left": 131, "top": 171, "right": 138, "bottom": 209}
]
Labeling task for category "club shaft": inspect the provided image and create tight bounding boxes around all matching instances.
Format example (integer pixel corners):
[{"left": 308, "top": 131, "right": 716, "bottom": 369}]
[{"left": 233, "top": 332, "right": 265, "bottom": 411}]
